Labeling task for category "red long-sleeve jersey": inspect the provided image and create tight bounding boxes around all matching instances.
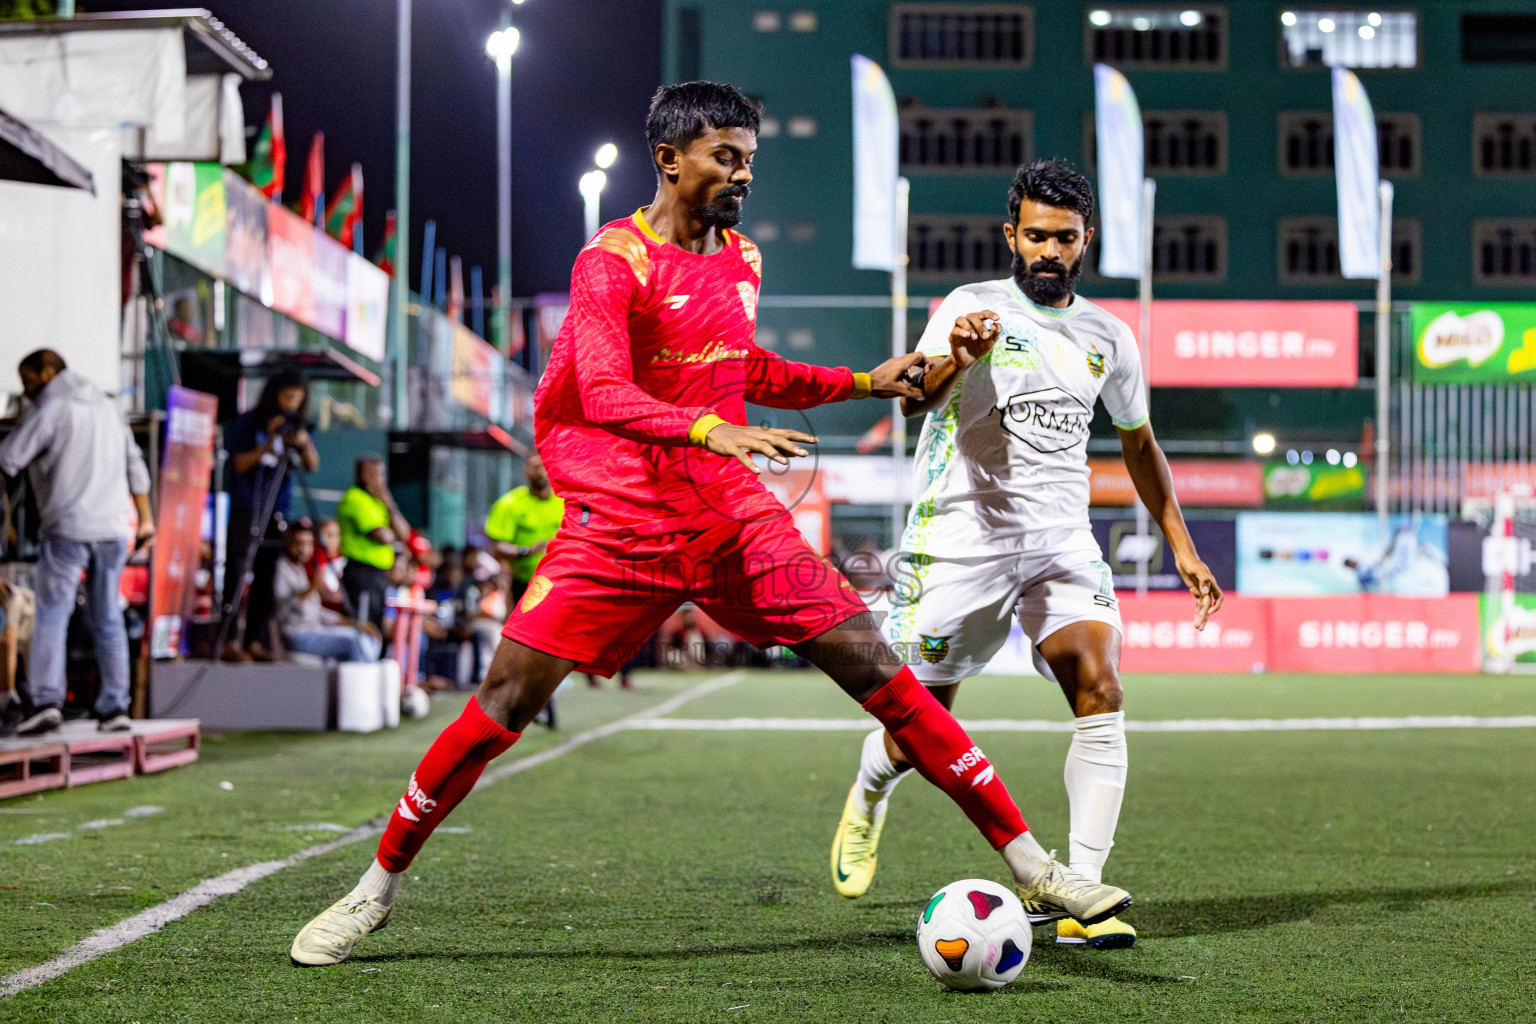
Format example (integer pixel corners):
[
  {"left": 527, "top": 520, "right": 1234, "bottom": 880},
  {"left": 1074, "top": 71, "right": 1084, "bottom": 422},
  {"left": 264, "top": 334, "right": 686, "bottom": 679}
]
[{"left": 534, "top": 210, "right": 869, "bottom": 534}]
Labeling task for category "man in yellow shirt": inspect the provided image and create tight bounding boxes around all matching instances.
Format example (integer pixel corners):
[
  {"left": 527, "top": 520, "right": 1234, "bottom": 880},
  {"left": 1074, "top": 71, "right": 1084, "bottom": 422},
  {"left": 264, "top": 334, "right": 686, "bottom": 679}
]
[
  {"left": 484, "top": 453, "right": 564, "bottom": 606},
  {"left": 338, "top": 454, "right": 410, "bottom": 631}
]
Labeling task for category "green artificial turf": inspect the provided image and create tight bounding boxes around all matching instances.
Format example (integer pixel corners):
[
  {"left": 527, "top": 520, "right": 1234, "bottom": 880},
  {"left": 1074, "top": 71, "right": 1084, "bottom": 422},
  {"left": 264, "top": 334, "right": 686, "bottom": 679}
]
[{"left": 3, "top": 670, "right": 1535, "bottom": 1023}]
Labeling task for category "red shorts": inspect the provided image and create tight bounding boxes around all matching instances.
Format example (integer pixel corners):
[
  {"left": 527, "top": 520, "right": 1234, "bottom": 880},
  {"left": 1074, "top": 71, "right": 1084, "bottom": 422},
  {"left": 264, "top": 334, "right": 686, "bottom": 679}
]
[{"left": 501, "top": 513, "right": 868, "bottom": 676}]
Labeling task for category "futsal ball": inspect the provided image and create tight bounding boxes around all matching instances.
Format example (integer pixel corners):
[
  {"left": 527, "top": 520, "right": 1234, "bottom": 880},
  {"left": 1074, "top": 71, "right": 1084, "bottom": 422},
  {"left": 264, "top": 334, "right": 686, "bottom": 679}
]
[
  {"left": 915, "top": 879, "right": 1032, "bottom": 991},
  {"left": 400, "top": 685, "right": 431, "bottom": 720}
]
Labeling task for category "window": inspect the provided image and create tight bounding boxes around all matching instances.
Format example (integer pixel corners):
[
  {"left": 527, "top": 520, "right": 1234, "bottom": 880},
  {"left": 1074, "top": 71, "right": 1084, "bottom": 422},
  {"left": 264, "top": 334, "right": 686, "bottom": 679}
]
[
  {"left": 1151, "top": 216, "right": 1226, "bottom": 280},
  {"left": 900, "top": 104, "right": 1032, "bottom": 172},
  {"left": 786, "top": 328, "right": 816, "bottom": 350},
  {"left": 1277, "top": 111, "right": 1421, "bottom": 176},
  {"left": 749, "top": 221, "right": 781, "bottom": 242},
  {"left": 756, "top": 328, "right": 781, "bottom": 350},
  {"left": 1085, "top": 110, "right": 1226, "bottom": 175},
  {"left": 1473, "top": 115, "right": 1536, "bottom": 176},
  {"left": 909, "top": 216, "right": 1011, "bottom": 278},
  {"left": 789, "top": 10, "right": 818, "bottom": 32},
  {"left": 754, "top": 10, "right": 781, "bottom": 32},
  {"left": 787, "top": 221, "right": 817, "bottom": 242},
  {"left": 758, "top": 117, "right": 782, "bottom": 138},
  {"left": 1474, "top": 220, "right": 1536, "bottom": 285},
  {"left": 890, "top": 4, "right": 1033, "bottom": 69},
  {"left": 1085, "top": 7, "right": 1226, "bottom": 69},
  {"left": 1463, "top": 15, "right": 1536, "bottom": 63},
  {"left": 1277, "top": 217, "right": 1421, "bottom": 285},
  {"left": 787, "top": 116, "right": 818, "bottom": 138},
  {"left": 1280, "top": 10, "right": 1417, "bottom": 69}
]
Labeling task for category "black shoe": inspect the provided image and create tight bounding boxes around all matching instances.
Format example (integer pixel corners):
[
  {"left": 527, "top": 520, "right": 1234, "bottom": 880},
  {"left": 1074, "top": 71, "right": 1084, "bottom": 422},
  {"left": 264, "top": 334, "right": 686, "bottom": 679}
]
[
  {"left": 16, "top": 702, "right": 63, "bottom": 736},
  {"left": 0, "top": 696, "right": 22, "bottom": 738},
  {"left": 96, "top": 708, "right": 132, "bottom": 733}
]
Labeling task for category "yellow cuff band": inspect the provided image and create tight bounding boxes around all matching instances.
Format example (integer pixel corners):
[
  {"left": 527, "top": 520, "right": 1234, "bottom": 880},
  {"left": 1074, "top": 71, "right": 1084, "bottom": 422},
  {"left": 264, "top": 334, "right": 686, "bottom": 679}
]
[
  {"left": 850, "top": 372, "right": 872, "bottom": 400},
  {"left": 688, "top": 413, "right": 729, "bottom": 446}
]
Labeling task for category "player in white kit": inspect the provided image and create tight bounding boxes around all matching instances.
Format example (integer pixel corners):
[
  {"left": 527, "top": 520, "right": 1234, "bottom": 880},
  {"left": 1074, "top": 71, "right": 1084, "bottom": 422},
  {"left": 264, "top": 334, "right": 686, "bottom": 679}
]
[{"left": 830, "top": 160, "right": 1222, "bottom": 949}]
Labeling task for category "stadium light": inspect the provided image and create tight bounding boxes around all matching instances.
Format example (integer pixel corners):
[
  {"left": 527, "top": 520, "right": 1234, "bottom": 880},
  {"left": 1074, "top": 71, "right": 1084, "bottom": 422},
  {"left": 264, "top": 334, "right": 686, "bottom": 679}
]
[
  {"left": 1179, "top": 10, "right": 1203, "bottom": 27},
  {"left": 1132, "top": 17, "right": 1151, "bottom": 30},
  {"left": 487, "top": 23, "right": 521, "bottom": 354},
  {"left": 1252, "top": 433, "right": 1277, "bottom": 455},
  {"left": 580, "top": 169, "right": 608, "bottom": 240},
  {"left": 1089, "top": 10, "right": 1111, "bottom": 26},
  {"left": 1326, "top": 449, "right": 1341, "bottom": 465},
  {"left": 1343, "top": 451, "right": 1359, "bottom": 468},
  {"left": 486, "top": 26, "right": 520, "bottom": 61},
  {"left": 1281, "top": 10, "right": 1297, "bottom": 26},
  {"left": 595, "top": 142, "right": 618, "bottom": 169},
  {"left": 1318, "top": 17, "right": 1335, "bottom": 32},
  {"left": 1368, "top": 11, "right": 1382, "bottom": 26},
  {"left": 1359, "top": 25, "right": 1375, "bottom": 39}
]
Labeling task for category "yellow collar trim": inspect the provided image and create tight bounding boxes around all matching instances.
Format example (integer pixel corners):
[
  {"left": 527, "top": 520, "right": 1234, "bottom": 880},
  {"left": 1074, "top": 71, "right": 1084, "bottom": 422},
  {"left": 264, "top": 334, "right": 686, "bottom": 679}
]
[{"left": 632, "top": 207, "right": 736, "bottom": 252}]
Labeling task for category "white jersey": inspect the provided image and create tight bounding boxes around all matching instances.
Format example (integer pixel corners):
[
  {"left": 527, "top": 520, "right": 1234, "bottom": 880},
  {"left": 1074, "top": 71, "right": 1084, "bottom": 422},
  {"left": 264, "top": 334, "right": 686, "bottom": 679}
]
[{"left": 902, "top": 278, "right": 1148, "bottom": 558}]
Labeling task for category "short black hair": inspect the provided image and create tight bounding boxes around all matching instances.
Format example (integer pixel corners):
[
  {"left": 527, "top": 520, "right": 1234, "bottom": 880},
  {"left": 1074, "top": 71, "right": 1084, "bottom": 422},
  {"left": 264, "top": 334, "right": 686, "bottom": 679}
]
[
  {"left": 645, "top": 81, "right": 760, "bottom": 170},
  {"left": 18, "top": 349, "right": 66, "bottom": 376},
  {"left": 1008, "top": 158, "right": 1095, "bottom": 227}
]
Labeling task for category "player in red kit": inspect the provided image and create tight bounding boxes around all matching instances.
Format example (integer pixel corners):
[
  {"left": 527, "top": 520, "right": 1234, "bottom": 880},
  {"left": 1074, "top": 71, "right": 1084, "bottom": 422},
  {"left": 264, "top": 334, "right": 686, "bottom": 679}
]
[{"left": 291, "top": 82, "right": 1131, "bottom": 967}]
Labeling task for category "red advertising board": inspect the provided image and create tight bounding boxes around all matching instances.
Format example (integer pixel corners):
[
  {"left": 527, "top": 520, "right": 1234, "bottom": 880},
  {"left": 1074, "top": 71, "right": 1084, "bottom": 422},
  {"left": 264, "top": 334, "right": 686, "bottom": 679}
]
[
  {"left": 1089, "top": 458, "right": 1264, "bottom": 507},
  {"left": 1097, "top": 299, "right": 1358, "bottom": 387},
  {"left": 267, "top": 203, "right": 315, "bottom": 327},
  {"left": 150, "top": 387, "right": 219, "bottom": 659},
  {"left": 1117, "top": 593, "right": 1270, "bottom": 673},
  {"left": 1266, "top": 594, "right": 1481, "bottom": 673}
]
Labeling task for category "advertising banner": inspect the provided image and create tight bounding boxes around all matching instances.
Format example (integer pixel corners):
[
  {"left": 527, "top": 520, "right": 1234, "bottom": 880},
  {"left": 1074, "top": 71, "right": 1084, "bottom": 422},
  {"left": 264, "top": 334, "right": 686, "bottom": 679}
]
[
  {"left": 345, "top": 252, "right": 389, "bottom": 363},
  {"left": 149, "top": 387, "right": 219, "bottom": 659},
  {"left": 1410, "top": 302, "right": 1536, "bottom": 384},
  {"left": 1481, "top": 593, "right": 1536, "bottom": 668},
  {"left": 311, "top": 229, "right": 350, "bottom": 339},
  {"left": 1262, "top": 460, "right": 1366, "bottom": 506},
  {"left": 1236, "top": 512, "right": 1449, "bottom": 597},
  {"left": 1089, "top": 516, "right": 1236, "bottom": 593},
  {"left": 1268, "top": 594, "right": 1480, "bottom": 673},
  {"left": 1332, "top": 67, "right": 1380, "bottom": 279},
  {"left": 1088, "top": 457, "right": 1263, "bottom": 507},
  {"left": 1116, "top": 593, "right": 1269, "bottom": 674},
  {"left": 451, "top": 321, "right": 502, "bottom": 422},
  {"left": 850, "top": 54, "right": 900, "bottom": 272},
  {"left": 223, "top": 169, "right": 271, "bottom": 305},
  {"left": 761, "top": 467, "right": 832, "bottom": 555},
  {"left": 1092, "top": 63, "right": 1144, "bottom": 280},
  {"left": 147, "top": 161, "right": 227, "bottom": 277},
  {"left": 267, "top": 202, "right": 314, "bottom": 326},
  {"left": 1097, "top": 299, "right": 1358, "bottom": 387}
]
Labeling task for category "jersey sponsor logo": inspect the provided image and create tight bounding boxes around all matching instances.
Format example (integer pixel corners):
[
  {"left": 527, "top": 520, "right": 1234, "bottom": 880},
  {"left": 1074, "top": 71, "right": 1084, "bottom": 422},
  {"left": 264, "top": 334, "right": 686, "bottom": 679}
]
[
  {"left": 919, "top": 633, "right": 951, "bottom": 663},
  {"left": 990, "top": 331, "right": 1043, "bottom": 371},
  {"left": 1086, "top": 347, "right": 1107, "bottom": 378},
  {"left": 947, "top": 744, "right": 988, "bottom": 778},
  {"left": 992, "top": 387, "right": 1092, "bottom": 453},
  {"left": 520, "top": 575, "right": 553, "bottom": 613},
  {"left": 736, "top": 281, "right": 758, "bottom": 321},
  {"left": 666, "top": 294, "right": 690, "bottom": 310}
]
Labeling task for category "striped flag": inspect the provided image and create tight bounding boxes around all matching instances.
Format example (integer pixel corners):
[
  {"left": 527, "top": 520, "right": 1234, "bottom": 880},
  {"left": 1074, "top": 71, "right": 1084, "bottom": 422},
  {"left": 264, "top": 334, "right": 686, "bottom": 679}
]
[
  {"left": 1093, "top": 64, "right": 1143, "bottom": 280},
  {"left": 325, "top": 163, "right": 364, "bottom": 250},
  {"left": 243, "top": 93, "right": 285, "bottom": 201},
  {"left": 1332, "top": 67, "right": 1380, "bottom": 279}
]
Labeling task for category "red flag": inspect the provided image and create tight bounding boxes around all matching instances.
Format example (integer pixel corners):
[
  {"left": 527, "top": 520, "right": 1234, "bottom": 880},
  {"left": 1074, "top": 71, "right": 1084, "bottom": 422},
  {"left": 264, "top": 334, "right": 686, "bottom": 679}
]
[
  {"left": 324, "top": 163, "right": 364, "bottom": 249},
  {"left": 447, "top": 255, "right": 466, "bottom": 324},
  {"left": 299, "top": 132, "right": 324, "bottom": 225},
  {"left": 373, "top": 210, "right": 397, "bottom": 276},
  {"left": 855, "top": 414, "right": 893, "bottom": 453},
  {"left": 245, "top": 93, "right": 285, "bottom": 201}
]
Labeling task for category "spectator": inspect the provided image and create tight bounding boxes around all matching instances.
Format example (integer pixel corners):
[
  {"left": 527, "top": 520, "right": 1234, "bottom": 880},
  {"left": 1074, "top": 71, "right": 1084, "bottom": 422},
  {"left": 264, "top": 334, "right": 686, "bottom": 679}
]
[
  {"left": 338, "top": 454, "right": 409, "bottom": 633},
  {"left": 484, "top": 452, "right": 564, "bottom": 605},
  {"left": 273, "top": 524, "right": 379, "bottom": 663},
  {"left": 306, "top": 517, "right": 350, "bottom": 615},
  {"left": 221, "top": 369, "right": 319, "bottom": 661},
  {"left": 0, "top": 349, "right": 153, "bottom": 735}
]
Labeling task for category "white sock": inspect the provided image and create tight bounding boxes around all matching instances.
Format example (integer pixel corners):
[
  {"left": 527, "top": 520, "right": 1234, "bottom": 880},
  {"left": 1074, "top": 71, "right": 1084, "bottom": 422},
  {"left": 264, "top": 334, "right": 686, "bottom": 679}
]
[
  {"left": 358, "top": 858, "right": 402, "bottom": 904},
  {"left": 1000, "top": 829, "right": 1052, "bottom": 884},
  {"left": 852, "top": 727, "right": 912, "bottom": 814},
  {"left": 1064, "top": 711, "right": 1128, "bottom": 885}
]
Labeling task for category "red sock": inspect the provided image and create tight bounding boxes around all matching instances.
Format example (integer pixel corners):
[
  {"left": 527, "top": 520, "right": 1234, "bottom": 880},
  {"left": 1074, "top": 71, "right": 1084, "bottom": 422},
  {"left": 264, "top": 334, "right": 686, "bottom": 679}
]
[
  {"left": 376, "top": 697, "right": 521, "bottom": 871},
  {"left": 861, "top": 667, "right": 1027, "bottom": 849}
]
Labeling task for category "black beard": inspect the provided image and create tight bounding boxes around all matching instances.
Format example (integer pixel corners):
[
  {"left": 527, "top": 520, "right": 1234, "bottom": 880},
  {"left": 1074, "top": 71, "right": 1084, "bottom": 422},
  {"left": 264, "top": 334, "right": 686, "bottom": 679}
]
[
  {"left": 1012, "top": 249, "right": 1084, "bottom": 306},
  {"left": 693, "top": 185, "right": 749, "bottom": 229}
]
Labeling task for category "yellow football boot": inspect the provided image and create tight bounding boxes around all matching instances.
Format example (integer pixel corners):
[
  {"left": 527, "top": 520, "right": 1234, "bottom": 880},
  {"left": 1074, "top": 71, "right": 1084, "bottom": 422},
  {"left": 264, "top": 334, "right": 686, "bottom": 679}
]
[
  {"left": 1057, "top": 914, "right": 1137, "bottom": 950},
  {"left": 830, "top": 784, "right": 888, "bottom": 899}
]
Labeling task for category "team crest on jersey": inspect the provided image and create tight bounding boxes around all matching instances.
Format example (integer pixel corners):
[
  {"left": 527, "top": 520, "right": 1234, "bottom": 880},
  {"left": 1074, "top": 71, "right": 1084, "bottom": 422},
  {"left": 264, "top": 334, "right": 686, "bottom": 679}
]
[
  {"left": 520, "top": 575, "right": 554, "bottom": 613},
  {"left": 737, "top": 280, "right": 758, "bottom": 321},
  {"left": 919, "top": 634, "right": 952, "bottom": 664},
  {"left": 1086, "top": 347, "right": 1107, "bottom": 378}
]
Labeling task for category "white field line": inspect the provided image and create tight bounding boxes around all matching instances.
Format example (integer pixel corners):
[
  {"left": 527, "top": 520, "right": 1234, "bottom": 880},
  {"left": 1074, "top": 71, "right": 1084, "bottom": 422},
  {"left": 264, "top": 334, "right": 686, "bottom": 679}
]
[
  {"left": 0, "top": 671, "right": 744, "bottom": 1000},
  {"left": 623, "top": 714, "right": 1536, "bottom": 733}
]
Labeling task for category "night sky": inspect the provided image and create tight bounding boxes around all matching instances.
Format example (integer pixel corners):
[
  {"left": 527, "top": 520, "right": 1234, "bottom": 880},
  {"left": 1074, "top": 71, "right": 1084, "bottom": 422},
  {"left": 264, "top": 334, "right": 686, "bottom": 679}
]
[{"left": 82, "top": 0, "right": 664, "bottom": 296}]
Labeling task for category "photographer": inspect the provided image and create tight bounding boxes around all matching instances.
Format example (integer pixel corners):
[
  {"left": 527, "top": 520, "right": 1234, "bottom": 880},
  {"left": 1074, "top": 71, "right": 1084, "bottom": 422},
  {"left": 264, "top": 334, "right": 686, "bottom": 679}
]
[{"left": 221, "top": 369, "right": 318, "bottom": 661}]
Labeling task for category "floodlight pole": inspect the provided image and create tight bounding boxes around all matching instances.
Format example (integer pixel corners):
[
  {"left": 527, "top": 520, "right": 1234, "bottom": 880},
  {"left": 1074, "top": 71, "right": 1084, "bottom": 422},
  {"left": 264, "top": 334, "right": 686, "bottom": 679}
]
[
  {"left": 393, "top": 0, "right": 411, "bottom": 426},
  {"left": 1375, "top": 180, "right": 1395, "bottom": 538},
  {"left": 890, "top": 177, "right": 911, "bottom": 548},
  {"left": 1134, "top": 177, "right": 1156, "bottom": 597},
  {"left": 494, "top": 12, "right": 514, "bottom": 354}
]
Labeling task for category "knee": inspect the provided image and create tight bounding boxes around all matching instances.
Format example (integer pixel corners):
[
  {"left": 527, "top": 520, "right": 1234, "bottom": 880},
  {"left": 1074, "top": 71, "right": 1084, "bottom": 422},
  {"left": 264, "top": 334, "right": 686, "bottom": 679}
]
[
  {"left": 476, "top": 650, "right": 553, "bottom": 731},
  {"left": 1074, "top": 659, "right": 1122, "bottom": 715}
]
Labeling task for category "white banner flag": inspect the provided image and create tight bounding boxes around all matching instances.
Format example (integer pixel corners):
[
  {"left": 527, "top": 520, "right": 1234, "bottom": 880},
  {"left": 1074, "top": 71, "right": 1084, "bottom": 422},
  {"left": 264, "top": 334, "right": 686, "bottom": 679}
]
[
  {"left": 1332, "top": 67, "right": 1381, "bottom": 279},
  {"left": 1093, "top": 64, "right": 1144, "bottom": 280},
  {"left": 851, "top": 54, "right": 899, "bottom": 271}
]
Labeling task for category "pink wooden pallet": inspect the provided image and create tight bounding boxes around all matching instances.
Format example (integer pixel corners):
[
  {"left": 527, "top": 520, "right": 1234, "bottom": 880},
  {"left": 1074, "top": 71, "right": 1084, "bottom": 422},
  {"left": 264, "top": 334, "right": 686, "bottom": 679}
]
[
  {"left": 0, "top": 741, "right": 67, "bottom": 799},
  {"left": 134, "top": 721, "right": 200, "bottom": 774},
  {"left": 65, "top": 732, "right": 137, "bottom": 787}
]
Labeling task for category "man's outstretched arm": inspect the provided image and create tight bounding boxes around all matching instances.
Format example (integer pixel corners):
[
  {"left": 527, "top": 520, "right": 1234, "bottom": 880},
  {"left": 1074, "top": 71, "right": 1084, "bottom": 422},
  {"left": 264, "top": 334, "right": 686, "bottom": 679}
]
[
  {"left": 742, "top": 347, "right": 926, "bottom": 410},
  {"left": 1118, "top": 423, "right": 1223, "bottom": 628}
]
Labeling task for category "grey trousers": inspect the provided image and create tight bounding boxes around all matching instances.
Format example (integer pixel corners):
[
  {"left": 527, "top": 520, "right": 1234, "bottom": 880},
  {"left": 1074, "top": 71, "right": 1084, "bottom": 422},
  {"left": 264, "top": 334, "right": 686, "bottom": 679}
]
[{"left": 30, "top": 537, "right": 130, "bottom": 714}]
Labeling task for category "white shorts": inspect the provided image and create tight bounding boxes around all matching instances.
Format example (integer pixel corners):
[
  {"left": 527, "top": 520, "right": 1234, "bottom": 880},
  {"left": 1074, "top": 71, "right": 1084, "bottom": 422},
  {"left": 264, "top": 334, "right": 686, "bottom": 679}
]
[{"left": 884, "top": 530, "right": 1122, "bottom": 684}]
